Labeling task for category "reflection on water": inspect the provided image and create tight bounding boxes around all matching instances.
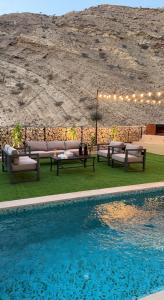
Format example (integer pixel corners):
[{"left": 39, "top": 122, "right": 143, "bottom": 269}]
[{"left": 94, "top": 197, "right": 164, "bottom": 250}]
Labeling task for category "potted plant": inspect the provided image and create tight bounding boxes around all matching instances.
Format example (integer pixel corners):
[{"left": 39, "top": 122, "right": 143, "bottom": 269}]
[
  {"left": 11, "top": 123, "right": 23, "bottom": 147},
  {"left": 110, "top": 126, "right": 118, "bottom": 141},
  {"left": 67, "top": 127, "right": 77, "bottom": 140}
]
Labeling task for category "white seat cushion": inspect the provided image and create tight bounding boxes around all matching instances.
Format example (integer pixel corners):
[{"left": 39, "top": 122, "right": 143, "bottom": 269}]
[
  {"left": 11, "top": 156, "right": 37, "bottom": 171},
  {"left": 97, "top": 150, "right": 109, "bottom": 157},
  {"left": 112, "top": 153, "right": 143, "bottom": 163}
]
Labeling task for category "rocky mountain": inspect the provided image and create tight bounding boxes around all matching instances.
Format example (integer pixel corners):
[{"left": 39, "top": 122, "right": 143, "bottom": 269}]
[{"left": 0, "top": 5, "right": 164, "bottom": 127}]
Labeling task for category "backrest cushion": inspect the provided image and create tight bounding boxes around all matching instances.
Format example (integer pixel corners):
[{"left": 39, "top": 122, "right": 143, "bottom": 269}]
[
  {"left": 7, "top": 146, "right": 18, "bottom": 156},
  {"left": 65, "top": 140, "right": 81, "bottom": 150},
  {"left": 126, "top": 144, "right": 143, "bottom": 156},
  {"left": 26, "top": 141, "right": 47, "bottom": 151},
  {"left": 47, "top": 141, "right": 65, "bottom": 151},
  {"left": 6, "top": 146, "right": 19, "bottom": 165},
  {"left": 4, "top": 144, "right": 10, "bottom": 152},
  {"left": 109, "top": 141, "right": 125, "bottom": 153}
]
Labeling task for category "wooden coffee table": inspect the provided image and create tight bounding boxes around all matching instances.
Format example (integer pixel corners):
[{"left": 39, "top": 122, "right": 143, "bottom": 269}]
[{"left": 50, "top": 155, "right": 95, "bottom": 176}]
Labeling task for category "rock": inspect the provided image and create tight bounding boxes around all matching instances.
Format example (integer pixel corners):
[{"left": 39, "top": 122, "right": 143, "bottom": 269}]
[{"left": 0, "top": 5, "right": 163, "bottom": 127}]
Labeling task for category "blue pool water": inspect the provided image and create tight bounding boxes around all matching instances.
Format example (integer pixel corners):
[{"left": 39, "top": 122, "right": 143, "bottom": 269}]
[{"left": 0, "top": 189, "right": 164, "bottom": 300}]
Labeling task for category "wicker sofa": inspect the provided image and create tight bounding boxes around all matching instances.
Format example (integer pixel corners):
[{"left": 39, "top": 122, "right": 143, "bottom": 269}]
[
  {"left": 2, "top": 144, "right": 40, "bottom": 182},
  {"left": 25, "top": 140, "right": 81, "bottom": 158}
]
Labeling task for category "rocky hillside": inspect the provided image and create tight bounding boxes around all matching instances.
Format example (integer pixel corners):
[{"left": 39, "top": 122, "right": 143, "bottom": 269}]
[{"left": 0, "top": 5, "right": 164, "bottom": 127}]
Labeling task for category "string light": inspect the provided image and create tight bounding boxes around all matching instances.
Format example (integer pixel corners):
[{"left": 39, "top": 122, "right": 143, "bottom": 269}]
[{"left": 98, "top": 90, "right": 163, "bottom": 105}]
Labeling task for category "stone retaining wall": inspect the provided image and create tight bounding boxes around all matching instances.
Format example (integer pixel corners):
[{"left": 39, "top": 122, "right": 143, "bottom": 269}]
[{"left": 0, "top": 126, "right": 145, "bottom": 147}]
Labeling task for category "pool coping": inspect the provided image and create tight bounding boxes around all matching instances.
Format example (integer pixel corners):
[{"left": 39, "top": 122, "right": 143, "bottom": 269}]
[
  {"left": 140, "top": 290, "right": 164, "bottom": 300},
  {"left": 0, "top": 181, "right": 164, "bottom": 210}
]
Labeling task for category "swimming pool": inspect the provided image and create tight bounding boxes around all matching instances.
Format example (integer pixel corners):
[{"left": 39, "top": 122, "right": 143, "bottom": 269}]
[{"left": 0, "top": 189, "right": 163, "bottom": 299}]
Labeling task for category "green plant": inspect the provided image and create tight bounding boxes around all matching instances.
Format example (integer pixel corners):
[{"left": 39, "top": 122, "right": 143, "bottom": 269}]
[
  {"left": 67, "top": 127, "right": 77, "bottom": 140},
  {"left": 11, "top": 123, "right": 23, "bottom": 147},
  {"left": 110, "top": 126, "right": 118, "bottom": 141},
  {"left": 90, "top": 111, "right": 102, "bottom": 121}
]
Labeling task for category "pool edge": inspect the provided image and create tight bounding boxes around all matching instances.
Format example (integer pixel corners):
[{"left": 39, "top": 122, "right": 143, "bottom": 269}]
[
  {"left": 0, "top": 181, "right": 164, "bottom": 211},
  {"left": 140, "top": 290, "right": 164, "bottom": 300}
]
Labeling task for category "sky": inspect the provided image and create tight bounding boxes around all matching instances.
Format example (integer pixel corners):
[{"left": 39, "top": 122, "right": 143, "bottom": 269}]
[{"left": 0, "top": 0, "right": 163, "bottom": 16}]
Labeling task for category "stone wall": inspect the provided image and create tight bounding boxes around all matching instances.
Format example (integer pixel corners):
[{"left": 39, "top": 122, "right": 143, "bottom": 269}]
[{"left": 0, "top": 126, "right": 145, "bottom": 147}]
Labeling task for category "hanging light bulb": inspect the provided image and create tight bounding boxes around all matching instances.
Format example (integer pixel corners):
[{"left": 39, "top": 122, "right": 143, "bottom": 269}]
[
  {"left": 113, "top": 94, "right": 117, "bottom": 100},
  {"left": 140, "top": 93, "right": 144, "bottom": 98},
  {"left": 158, "top": 100, "right": 161, "bottom": 104},
  {"left": 132, "top": 94, "right": 136, "bottom": 98},
  {"left": 157, "top": 92, "right": 161, "bottom": 97},
  {"left": 146, "top": 99, "right": 150, "bottom": 104},
  {"left": 99, "top": 94, "right": 102, "bottom": 98},
  {"left": 148, "top": 92, "right": 152, "bottom": 97},
  {"left": 140, "top": 99, "right": 144, "bottom": 103}
]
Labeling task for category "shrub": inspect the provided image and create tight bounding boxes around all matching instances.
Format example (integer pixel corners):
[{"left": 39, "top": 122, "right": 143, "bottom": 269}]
[
  {"left": 90, "top": 112, "right": 102, "bottom": 121},
  {"left": 11, "top": 123, "right": 23, "bottom": 147},
  {"left": 47, "top": 72, "right": 53, "bottom": 80},
  {"left": 67, "top": 128, "right": 77, "bottom": 140}
]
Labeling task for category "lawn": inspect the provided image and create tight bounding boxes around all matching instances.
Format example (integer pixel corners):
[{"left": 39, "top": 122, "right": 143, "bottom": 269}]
[{"left": 0, "top": 153, "right": 164, "bottom": 202}]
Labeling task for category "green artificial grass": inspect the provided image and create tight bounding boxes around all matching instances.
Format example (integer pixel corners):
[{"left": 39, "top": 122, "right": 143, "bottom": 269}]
[{"left": 0, "top": 153, "right": 163, "bottom": 202}]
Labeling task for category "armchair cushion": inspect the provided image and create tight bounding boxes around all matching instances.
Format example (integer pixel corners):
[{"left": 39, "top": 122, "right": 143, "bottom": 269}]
[
  {"left": 97, "top": 149, "right": 109, "bottom": 157},
  {"left": 47, "top": 141, "right": 65, "bottom": 151},
  {"left": 109, "top": 141, "right": 125, "bottom": 153},
  {"left": 65, "top": 140, "right": 81, "bottom": 150},
  {"left": 11, "top": 156, "right": 37, "bottom": 171},
  {"left": 112, "top": 153, "right": 143, "bottom": 163},
  {"left": 126, "top": 144, "right": 143, "bottom": 156},
  {"left": 26, "top": 141, "right": 47, "bottom": 151}
]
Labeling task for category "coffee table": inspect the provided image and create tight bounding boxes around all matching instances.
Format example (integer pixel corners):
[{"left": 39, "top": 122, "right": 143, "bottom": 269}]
[{"left": 50, "top": 155, "right": 95, "bottom": 176}]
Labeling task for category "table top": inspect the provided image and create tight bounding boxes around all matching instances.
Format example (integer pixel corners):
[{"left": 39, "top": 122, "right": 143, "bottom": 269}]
[{"left": 51, "top": 155, "right": 94, "bottom": 161}]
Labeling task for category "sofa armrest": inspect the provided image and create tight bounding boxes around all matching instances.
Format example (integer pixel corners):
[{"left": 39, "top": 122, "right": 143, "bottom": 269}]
[
  {"left": 125, "top": 148, "right": 146, "bottom": 155},
  {"left": 125, "top": 149, "right": 146, "bottom": 162},
  {"left": 16, "top": 146, "right": 31, "bottom": 155}
]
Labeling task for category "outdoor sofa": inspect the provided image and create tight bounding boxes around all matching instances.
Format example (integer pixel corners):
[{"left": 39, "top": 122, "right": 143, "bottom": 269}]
[
  {"left": 25, "top": 140, "right": 81, "bottom": 158},
  {"left": 2, "top": 144, "right": 40, "bottom": 183},
  {"left": 97, "top": 142, "right": 146, "bottom": 171}
]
